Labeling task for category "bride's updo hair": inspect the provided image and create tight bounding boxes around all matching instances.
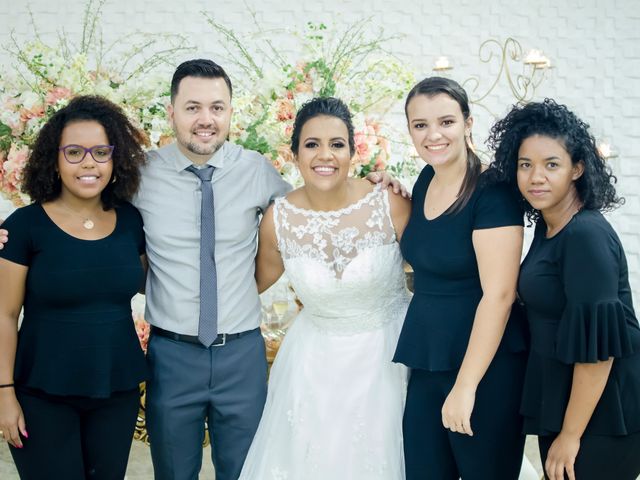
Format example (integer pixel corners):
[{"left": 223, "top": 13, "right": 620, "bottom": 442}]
[{"left": 290, "top": 97, "right": 356, "bottom": 157}]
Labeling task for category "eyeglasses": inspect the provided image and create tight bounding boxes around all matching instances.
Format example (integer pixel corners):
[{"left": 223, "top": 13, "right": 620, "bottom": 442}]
[{"left": 58, "top": 144, "right": 114, "bottom": 164}]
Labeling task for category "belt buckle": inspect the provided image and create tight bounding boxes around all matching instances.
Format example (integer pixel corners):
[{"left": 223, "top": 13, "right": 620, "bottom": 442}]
[{"left": 212, "top": 333, "right": 226, "bottom": 347}]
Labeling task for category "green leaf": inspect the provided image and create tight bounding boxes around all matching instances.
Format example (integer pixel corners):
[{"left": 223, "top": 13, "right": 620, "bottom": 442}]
[{"left": 0, "top": 121, "right": 12, "bottom": 139}]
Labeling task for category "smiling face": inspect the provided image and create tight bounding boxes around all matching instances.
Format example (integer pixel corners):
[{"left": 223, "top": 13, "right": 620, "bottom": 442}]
[
  {"left": 406, "top": 93, "right": 472, "bottom": 168},
  {"left": 517, "top": 134, "right": 584, "bottom": 215},
  {"left": 295, "top": 115, "right": 352, "bottom": 191},
  {"left": 57, "top": 120, "right": 113, "bottom": 203},
  {"left": 168, "top": 76, "right": 233, "bottom": 164}
]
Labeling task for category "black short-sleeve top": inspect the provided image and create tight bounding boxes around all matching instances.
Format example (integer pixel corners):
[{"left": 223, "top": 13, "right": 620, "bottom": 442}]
[
  {"left": 393, "top": 166, "right": 528, "bottom": 371},
  {"left": 0, "top": 202, "right": 147, "bottom": 398},
  {"left": 518, "top": 209, "right": 640, "bottom": 436}
]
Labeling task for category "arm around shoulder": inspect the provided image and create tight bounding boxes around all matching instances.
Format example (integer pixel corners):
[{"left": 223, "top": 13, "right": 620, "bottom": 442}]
[
  {"left": 387, "top": 186, "right": 411, "bottom": 241},
  {"left": 257, "top": 152, "right": 292, "bottom": 206},
  {"left": 255, "top": 204, "right": 285, "bottom": 294}
]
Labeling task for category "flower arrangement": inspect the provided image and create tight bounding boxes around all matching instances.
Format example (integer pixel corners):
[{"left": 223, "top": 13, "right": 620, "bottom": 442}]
[
  {"left": 206, "top": 17, "right": 419, "bottom": 186},
  {"left": 1, "top": 5, "right": 421, "bottom": 206},
  {"left": 0, "top": 0, "right": 190, "bottom": 206}
]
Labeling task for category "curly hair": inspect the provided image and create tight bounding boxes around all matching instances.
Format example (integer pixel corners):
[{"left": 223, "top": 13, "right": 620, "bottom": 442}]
[
  {"left": 290, "top": 97, "right": 356, "bottom": 157},
  {"left": 486, "top": 98, "right": 622, "bottom": 223},
  {"left": 22, "top": 95, "right": 147, "bottom": 210}
]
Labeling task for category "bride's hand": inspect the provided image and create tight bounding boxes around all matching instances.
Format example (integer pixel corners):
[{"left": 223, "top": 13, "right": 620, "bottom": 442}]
[
  {"left": 441, "top": 384, "right": 475, "bottom": 436},
  {"left": 364, "top": 171, "right": 410, "bottom": 198}
]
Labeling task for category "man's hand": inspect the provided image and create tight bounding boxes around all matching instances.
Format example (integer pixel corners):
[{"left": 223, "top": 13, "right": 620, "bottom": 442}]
[{"left": 364, "top": 171, "right": 410, "bottom": 198}]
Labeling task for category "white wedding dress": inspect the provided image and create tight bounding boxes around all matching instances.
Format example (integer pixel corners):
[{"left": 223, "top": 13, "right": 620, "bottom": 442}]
[{"left": 239, "top": 184, "right": 411, "bottom": 480}]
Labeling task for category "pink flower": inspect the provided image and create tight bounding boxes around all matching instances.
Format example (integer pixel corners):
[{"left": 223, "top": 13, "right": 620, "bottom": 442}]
[
  {"left": 354, "top": 130, "right": 375, "bottom": 163},
  {"left": 1, "top": 144, "right": 29, "bottom": 200},
  {"left": 277, "top": 144, "right": 295, "bottom": 164},
  {"left": 271, "top": 145, "right": 295, "bottom": 172},
  {"left": 45, "top": 86, "right": 72, "bottom": 105},
  {"left": 271, "top": 156, "right": 284, "bottom": 171},
  {"left": 275, "top": 98, "right": 295, "bottom": 122},
  {"left": 374, "top": 151, "right": 387, "bottom": 171},
  {"left": 356, "top": 140, "right": 371, "bottom": 161},
  {"left": 19, "top": 104, "right": 45, "bottom": 124},
  {"left": 5, "top": 144, "right": 29, "bottom": 178}
]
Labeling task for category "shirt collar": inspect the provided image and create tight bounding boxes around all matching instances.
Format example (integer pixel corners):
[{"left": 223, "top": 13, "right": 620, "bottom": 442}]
[{"left": 171, "top": 141, "right": 227, "bottom": 172}]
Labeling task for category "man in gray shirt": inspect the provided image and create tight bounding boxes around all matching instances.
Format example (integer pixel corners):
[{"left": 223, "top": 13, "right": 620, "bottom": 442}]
[{"left": 134, "top": 59, "right": 290, "bottom": 480}]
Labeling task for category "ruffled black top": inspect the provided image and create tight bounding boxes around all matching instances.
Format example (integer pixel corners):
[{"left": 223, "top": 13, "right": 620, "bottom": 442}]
[
  {"left": 393, "top": 166, "right": 528, "bottom": 371},
  {"left": 0, "top": 202, "right": 147, "bottom": 398},
  {"left": 519, "top": 209, "right": 640, "bottom": 436}
]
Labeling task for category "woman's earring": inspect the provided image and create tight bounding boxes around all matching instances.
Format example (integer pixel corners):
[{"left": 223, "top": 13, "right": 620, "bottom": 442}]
[{"left": 111, "top": 175, "right": 117, "bottom": 184}]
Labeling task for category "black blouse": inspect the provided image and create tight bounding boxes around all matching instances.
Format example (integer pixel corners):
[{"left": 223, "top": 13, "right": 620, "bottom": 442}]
[
  {"left": 518, "top": 209, "right": 640, "bottom": 436},
  {"left": 393, "top": 166, "right": 528, "bottom": 371},
  {"left": 0, "top": 202, "right": 147, "bottom": 398}
]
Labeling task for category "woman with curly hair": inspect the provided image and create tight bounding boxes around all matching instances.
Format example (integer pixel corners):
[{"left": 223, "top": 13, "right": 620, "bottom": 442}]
[
  {"left": 487, "top": 99, "right": 640, "bottom": 480},
  {"left": 0, "top": 95, "right": 148, "bottom": 479}
]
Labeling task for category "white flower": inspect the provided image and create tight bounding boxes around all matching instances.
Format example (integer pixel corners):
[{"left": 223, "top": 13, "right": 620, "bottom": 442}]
[{"left": 19, "top": 91, "right": 41, "bottom": 110}]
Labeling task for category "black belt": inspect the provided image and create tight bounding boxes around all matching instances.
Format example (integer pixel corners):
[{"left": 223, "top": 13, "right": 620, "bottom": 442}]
[{"left": 151, "top": 326, "right": 258, "bottom": 347}]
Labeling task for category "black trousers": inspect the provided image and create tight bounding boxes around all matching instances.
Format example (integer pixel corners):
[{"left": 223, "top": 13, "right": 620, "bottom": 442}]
[
  {"left": 403, "top": 350, "right": 527, "bottom": 480},
  {"left": 9, "top": 386, "right": 140, "bottom": 480},
  {"left": 539, "top": 430, "right": 640, "bottom": 480}
]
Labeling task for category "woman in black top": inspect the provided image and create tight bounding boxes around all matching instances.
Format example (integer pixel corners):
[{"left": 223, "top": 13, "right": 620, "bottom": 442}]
[
  {"left": 394, "top": 77, "right": 528, "bottom": 479},
  {"left": 487, "top": 99, "right": 640, "bottom": 480},
  {"left": 0, "top": 96, "right": 148, "bottom": 479}
]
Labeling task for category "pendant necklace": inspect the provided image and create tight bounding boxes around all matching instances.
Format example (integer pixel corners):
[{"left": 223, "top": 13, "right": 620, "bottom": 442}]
[{"left": 58, "top": 201, "right": 99, "bottom": 230}]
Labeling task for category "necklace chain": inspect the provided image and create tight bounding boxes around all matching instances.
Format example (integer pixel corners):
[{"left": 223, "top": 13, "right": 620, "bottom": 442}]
[{"left": 57, "top": 200, "right": 100, "bottom": 230}]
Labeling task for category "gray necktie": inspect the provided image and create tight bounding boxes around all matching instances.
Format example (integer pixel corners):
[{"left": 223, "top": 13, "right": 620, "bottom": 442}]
[{"left": 186, "top": 165, "right": 218, "bottom": 347}]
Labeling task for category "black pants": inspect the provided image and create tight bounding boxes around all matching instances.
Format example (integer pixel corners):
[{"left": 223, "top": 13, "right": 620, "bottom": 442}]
[
  {"left": 403, "top": 351, "right": 527, "bottom": 480},
  {"left": 539, "top": 431, "right": 640, "bottom": 480},
  {"left": 9, "top": 386, "right": 140, "bottom": 480}
]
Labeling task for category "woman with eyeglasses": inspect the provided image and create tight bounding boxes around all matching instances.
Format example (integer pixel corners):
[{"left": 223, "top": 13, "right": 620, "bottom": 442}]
[{"left": 0, "top": 95, "right": 148, "bottom": 479}]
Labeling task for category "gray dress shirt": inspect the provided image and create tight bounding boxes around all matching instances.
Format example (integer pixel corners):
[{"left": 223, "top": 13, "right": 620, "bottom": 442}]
[{"left": 133, "top": 142, "right": 291, "bottom": 335}]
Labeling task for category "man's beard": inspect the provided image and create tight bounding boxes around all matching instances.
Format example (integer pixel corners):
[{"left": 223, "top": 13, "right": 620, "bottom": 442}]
[{"left": 185, "top": 139, "right": 224, "bottom": 156}]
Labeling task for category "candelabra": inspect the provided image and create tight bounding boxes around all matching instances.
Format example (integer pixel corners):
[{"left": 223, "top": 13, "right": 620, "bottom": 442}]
[{"left": 432, "top": 37, "right": 552, "bottom": 118}]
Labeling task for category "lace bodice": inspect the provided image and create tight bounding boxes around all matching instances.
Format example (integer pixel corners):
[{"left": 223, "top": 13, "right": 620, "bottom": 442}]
[{"left": 273, "top": 185, "right": 410, "bottom": 334}]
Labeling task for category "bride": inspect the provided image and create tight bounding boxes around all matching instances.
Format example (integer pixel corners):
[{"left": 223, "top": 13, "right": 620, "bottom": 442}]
[{"left": 238, "top": 97, "right": 412, "bottom": 480}]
